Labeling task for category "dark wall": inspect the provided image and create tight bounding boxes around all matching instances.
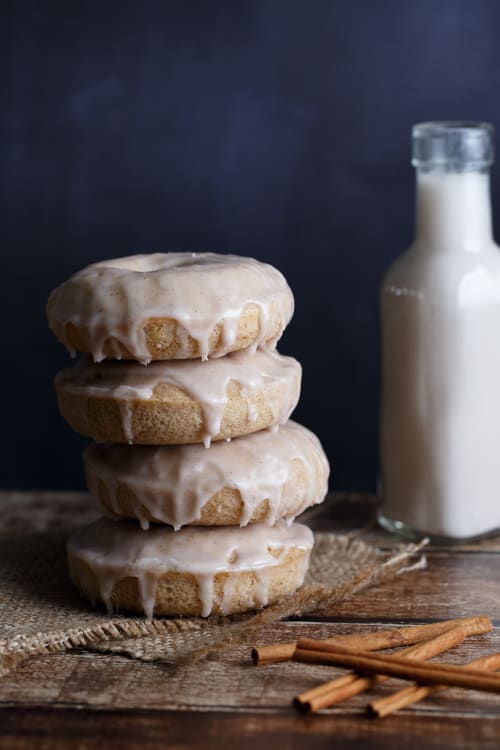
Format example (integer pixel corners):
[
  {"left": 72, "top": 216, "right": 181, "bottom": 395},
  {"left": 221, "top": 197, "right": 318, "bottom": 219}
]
[{"left": 3, "top": 0, "right": 500, "bottom": 490}]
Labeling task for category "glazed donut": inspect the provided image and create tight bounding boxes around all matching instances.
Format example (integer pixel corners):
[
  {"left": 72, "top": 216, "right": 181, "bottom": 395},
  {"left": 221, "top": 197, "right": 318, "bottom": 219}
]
[
  {"left": 84, "top": 421, "right": 330, "bottom": 530},
  {"left": 67, "top": 518, "right": 314, "bottom": 618},
  {"left": 55, "top": 348, "right": 301, "bottom": 446},
  {"left": 47, "top": 252, "right": 294, "bottom": 363}
]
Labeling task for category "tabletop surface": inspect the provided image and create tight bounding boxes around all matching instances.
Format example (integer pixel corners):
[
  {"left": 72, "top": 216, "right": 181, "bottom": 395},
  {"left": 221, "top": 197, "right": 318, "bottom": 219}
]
[{"left": 1, "top": 491, "right": 500, "bottom": 750}]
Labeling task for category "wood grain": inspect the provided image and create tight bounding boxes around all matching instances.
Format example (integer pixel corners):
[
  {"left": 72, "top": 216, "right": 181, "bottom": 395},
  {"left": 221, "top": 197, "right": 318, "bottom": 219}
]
[
  {"left": 2, "top": 707, "right": 500, "bottom": 750},
  {"left": 1, "top": 620, "right": 500, "bottom": 712},
  {"left": 312, "top": 552, "right": 500, "bottom": 621},
  {"left": 2, "top": 491, "right": 500, "bottom": 750}
]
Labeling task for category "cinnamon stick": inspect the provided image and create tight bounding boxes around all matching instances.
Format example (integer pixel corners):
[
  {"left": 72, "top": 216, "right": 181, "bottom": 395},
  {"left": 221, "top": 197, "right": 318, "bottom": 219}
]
[
  {"left": 252, "top": 615, "right": 491, "bottom": 666},
  {"left": 293, "top": 641, "right": 500, "bottom": 694},
  {"left": 294, "top": 624, "right": 472, "bottom": 713},
  {"left": 369, "top": 652, "right": 500, "bottom": 717}
]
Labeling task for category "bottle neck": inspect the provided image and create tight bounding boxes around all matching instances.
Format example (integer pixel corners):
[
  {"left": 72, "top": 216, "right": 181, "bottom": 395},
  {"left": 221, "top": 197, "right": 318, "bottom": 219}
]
[{"left": 415, "top": 169, "right": 493, "bottom": 252}]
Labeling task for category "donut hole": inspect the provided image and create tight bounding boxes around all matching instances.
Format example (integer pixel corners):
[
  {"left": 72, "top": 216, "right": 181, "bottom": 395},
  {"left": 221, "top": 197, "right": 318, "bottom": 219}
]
[{"left": 100, "top": 254, "right": 205, "bottom": 273}]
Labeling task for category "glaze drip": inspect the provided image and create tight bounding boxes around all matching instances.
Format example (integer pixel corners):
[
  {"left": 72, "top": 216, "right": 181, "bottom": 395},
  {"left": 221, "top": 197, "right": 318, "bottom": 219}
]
[
  {"left": 67, "top": 519, "right": 314, "bottom": 618},
  {"left": 47, "top": 252, "right": 294, "bottom": 363},
  {"left": 56, "top": 348, "right": 302, "bottom": 445},
  {"left": 84, "top": 421, "right": 330, "bottom": 529}
]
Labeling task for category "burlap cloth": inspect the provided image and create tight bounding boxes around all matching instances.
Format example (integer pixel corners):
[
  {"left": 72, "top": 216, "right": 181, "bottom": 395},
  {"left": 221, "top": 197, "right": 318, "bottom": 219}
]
[{"left": 0, "top": 493, "right": 427, "bottom": 677}]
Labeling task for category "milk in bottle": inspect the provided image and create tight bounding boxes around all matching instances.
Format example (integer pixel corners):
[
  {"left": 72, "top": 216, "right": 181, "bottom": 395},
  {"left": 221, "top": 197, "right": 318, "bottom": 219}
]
[{"left": 379, "top": 121, "right": 500, "bottom": 541}]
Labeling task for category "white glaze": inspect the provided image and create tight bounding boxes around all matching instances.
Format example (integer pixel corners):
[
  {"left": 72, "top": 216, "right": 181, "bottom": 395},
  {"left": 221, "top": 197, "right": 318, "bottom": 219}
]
[
  {"left": 56, "top": 348, "right": 302, "bottom": 445},
  {"left": 47, "top": 252, "right": 294, "bottom": 363},
  {"left": 84, "top": 421, "right": 330, "bottom": 530},
  {"left": 67, "top": 519, "right": 314, "bottom": 618}
]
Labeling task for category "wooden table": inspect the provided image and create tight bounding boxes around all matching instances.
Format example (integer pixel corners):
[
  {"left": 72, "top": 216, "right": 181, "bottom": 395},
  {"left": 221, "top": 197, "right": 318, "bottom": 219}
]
[{"left": 2, "top": 492, "right": 500, "bottom": 749}]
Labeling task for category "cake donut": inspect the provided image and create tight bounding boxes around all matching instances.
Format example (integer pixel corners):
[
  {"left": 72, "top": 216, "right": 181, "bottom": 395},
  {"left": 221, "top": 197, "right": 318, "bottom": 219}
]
[
  {"left": 67, "top": 518, "right": 314, "bottom": 618},
  {"left": 84, "top": 421, "right": 330, "bottom": 530},
  {"left": 55, "top": 347, "right": 301, "bottom": 446},
  {"left": 47, "top": 252, "right": 294, "bottom": 363}
]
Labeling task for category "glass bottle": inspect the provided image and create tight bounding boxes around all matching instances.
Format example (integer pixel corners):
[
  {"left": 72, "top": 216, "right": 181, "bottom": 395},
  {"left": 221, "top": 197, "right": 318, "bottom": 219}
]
[{"left": 379, "top": 121, "right": 500, "bottom": 541}]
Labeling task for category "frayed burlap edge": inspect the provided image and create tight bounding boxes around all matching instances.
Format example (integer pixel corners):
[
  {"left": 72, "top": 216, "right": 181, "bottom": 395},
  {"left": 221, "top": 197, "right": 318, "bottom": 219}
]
[{"left": 0, "top": 536, "right": 427, "bottom": 676}]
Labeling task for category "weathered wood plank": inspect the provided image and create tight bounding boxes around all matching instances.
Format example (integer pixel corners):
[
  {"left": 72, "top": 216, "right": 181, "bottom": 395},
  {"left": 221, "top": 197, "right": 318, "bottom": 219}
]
[
  {"left": 2, "top": 707, "right": 500, "bottom": 750},
  {"left": 314, "top": 552, "right": 500, "bottom": 620},
  {"left": 1, "top": 620, "right": 500, "bottom": 714},
  {"left": 3, "top": 490, "right": 500, "bottom": 749},
  {"left": 308, "top": 494, "right": 500, "bottom": 552}
]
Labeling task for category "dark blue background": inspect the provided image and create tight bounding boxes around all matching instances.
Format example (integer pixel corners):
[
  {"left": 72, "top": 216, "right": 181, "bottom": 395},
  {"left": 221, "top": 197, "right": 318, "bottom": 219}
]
[{"left": 3, "top": 0, "right": 500, "bottom": 490}]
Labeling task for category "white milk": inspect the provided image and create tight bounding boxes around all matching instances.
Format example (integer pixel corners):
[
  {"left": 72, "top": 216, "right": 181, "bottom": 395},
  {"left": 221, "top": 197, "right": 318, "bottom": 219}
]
[{"left": 379, "top": 122, "right": 500, "bottom": 540}]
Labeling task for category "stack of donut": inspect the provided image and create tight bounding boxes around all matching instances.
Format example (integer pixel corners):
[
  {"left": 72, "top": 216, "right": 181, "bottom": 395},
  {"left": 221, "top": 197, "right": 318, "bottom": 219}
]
[{"left": 47, "top": 253, "right": 329, "bottom": 618}]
